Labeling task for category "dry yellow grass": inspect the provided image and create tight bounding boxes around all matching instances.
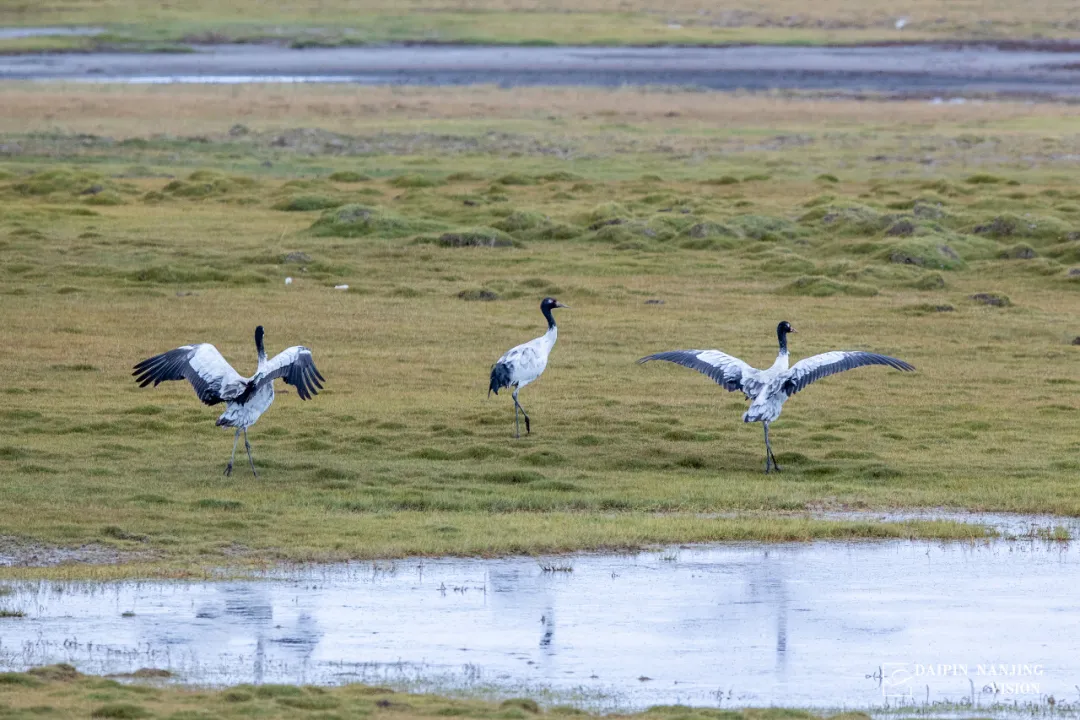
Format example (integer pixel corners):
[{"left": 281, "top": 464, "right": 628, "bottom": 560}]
[
  {"left": 7, "top": 0, "right": 1080, "bottom": 37},
  {"left": 5, "top": 84, "right": 1080, "bottom": 136},
  {"left": 4, "top": 0, "right": 1080, "bottom": 46}
]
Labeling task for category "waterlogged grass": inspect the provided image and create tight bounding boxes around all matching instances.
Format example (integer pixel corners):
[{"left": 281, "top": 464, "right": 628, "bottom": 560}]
[
  {"left": 0, "top": 84, "right": 1078, "bottom": 576},
  {"left": 0, "top": 665, "right": 868, "bottom": 720}
]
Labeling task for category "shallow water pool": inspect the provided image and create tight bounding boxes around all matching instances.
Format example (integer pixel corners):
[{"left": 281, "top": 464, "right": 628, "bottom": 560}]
[{"left": 0, "top": 539, "right": 1077, "bottom": 711}]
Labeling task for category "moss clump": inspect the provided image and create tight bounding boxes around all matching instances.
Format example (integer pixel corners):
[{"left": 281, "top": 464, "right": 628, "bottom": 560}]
[
  {"left": 519, "top": 222, "right": 583, "bottom": 241},
  {"left": 702, "top": 175, "right": 740, "bottom": 185},
  {"left": 6, "top": 168, "right": 124, "bottom": 199},
  {"left": 586, "top": 202, "right": 629, "bottom": 224},
  {"left": 458, "top": 288, "right": 500, "bottom": 301},
  {"left": 446, "top": 171, "right": 485, "bottom": 182},
  {"left": 971, "top": 214, "right": 1072, "bottom": 243},
  {"left": 970, "top": 292, "right": 1011, "bottom": 307},
  {"left": 0, "top": 672, "right": 40, "bottom": 685},
  {"left": 491, "top": 211, "right": 548, "bottom": 233},
  {"left": 762, "top": 254, "right": 816, "bottom": 275},
  {"left": 590, "top": 221, "right": 670, "bottom": 244},
  {"left": 883, "top": 239, "right": 966, "bottom": 270},
  {"left": 83, "top": 192, "right": 127, "bottom": 206},
  {"left": 682, "top": 221, "right": 739, "bottom": 239},
  {"left": 800, "top": 203, "right": 888, "bottom": 236},
  {"left": 27, "top": 664, "right": 82, "bottom": 682},
  {"left": 490, "top": 210, "right": 583, "bottom": 241},
  {"left": 434, "top": 228, "right": 515, "bottom": 248},
  {"left": 779, "top": 276, "right": 879, "bottom": 297},
  {"left": 885, "top": 219, "right": 915, "bottom": 236},
  {"left": 999, "top": 244, "right": 1037, "bottom": 259},
  {"left": 90, "top": 704, "right": 152, "bottom": 719},
  {"left": 900, "top": 303, "right": 955, "bottom": 315},
  {"left": 310, "top": 204, "right": 445, "bottom": 238},
  {"left": 908, "top": 272, "right": 947, "bottom": 290},
  {"left": 678, "top": 221, "right": 741, "bottom": 249},
  {"left": 495, "top": 173, "right": 537, "bottom": 186},
  {"left": 538, "top": 171, "right": 583, "bottom": 182},
  {"left": 162, "top": 171, "right": 256, "bottom": 199},
  {"left": 731, "top": 214, "right": 804, "bottom": 242},
  {"left": 965, "top": 173, "right": 1005, "bottom": 184},
  {"left": 816, "top": 173, "right": 840, "bottom": 183},
  {"left": 388, "top": 174, "right": 443, "bottom": 188},
  {"left": 501, "top": 699, "right": 540, "bottom": 713},
  {"left": 327, "top": 171, "right": 370, "bottom": 182},
  {"left": 273, "top": 195, "right": 344, "bottom": 212}
]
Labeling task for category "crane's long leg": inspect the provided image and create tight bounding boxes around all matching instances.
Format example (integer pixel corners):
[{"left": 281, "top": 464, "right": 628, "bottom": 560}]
[
  {"left": 764, "top": 422, "right": 781, "bottom": 474},
  {"left": 512, "top": 388, "right": 530, "bottom": 436},
  {"left": 513, "top": 393, "right": 520, "bottom": 439},
  {"left": 243, "top": 428, "right": 258, "bottom": 478},
  {"left": 225, "top": 428, "right": 241, "bottom": 477}
]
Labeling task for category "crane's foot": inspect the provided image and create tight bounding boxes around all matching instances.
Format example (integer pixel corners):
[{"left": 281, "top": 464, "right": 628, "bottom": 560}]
[
  {"left": 224, "top": 463, "right": 233, "bottom": 477},
  {"left": 524, "top": 418, "right": 531, "bottom": 434}
]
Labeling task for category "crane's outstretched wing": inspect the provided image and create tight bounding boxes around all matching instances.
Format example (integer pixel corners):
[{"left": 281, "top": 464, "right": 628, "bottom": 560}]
[
  {"left": 779, "top": 351, "right": 914, "bottom": 397},
  {"left": 256, "top": 346, "right": 325, "bottom": 400},
  {"left": 132, "top": 344, "right": 245, "bottom": 406},
  {"left": 638, "top": 350, "right": 763, "bottom": 397}
]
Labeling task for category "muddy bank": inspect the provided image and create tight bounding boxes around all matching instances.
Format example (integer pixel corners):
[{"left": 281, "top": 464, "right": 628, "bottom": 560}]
[{"left": 5, "top": 44, "right": 1080, "bottom": 97}]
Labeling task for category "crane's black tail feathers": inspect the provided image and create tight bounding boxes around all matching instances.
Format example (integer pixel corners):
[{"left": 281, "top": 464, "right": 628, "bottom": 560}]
[{"left": 489, "top": 362, "right": 512, "bottom": 397}]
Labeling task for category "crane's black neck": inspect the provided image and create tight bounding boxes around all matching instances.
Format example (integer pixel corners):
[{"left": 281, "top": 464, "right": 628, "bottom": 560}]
[
  {"left": 541, "top": 305, "right": 556, "bottom": 330},
  {"left": 777, "top": 324, "right": 789, "bottom": 355},
  {"left": 255, "top": 326, "right": 266, "bottom": 361}
]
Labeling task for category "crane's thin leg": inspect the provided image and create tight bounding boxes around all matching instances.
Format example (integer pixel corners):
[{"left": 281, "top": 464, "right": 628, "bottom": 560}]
[
  {"left": 512, "top": 388, "right": 530, "bottom": 436},
  {"left": 225, "top": 428, "right": 240, "bottom": 477},
  {"left": 513, "top": 391, "right": 520, "bottom": 439},
  {"left": 764, "top": 422, "right": 781, "bottom": 474},
  {"left": 243, "top": 428, "right": 258, "bottom": 478}
]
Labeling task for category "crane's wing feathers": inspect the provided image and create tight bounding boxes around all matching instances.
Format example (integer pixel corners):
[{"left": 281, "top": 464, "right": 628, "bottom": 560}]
[
  {"left": 638, "top": 350, "right": 761, "bottom": 395},
  {"left": 257, "top": 346, "right": 325, "bottom": 401},
  {"left": 132, "top": 343, "right": 244, "bottom": 406},
  {"left": 780, "top": 351, "right": 914, "bottom": 397}
]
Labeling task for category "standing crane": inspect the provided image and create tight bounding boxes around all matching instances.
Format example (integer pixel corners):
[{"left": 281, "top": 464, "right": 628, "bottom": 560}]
[{"left": 488, "top": 297, "right": 569, "bottom": 438}]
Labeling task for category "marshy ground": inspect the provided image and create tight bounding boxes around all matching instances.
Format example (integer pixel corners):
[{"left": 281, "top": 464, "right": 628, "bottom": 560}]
[
  {"left": 0, "top": 663, "right": 878, "bottom": 720},
  {"left": 0, "top": 84, "right": 1078, "bottom": 577}
]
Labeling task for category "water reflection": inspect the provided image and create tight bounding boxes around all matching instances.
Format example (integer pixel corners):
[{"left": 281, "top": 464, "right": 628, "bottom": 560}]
[{"left": 0, "top": 540, "right": 1077, "bottom": 711}]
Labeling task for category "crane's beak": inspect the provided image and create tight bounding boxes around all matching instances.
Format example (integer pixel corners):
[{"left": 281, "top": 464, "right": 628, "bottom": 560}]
[
  {"left": 789, "top": 328, "right": 797, "bottom": 333},
  {"left": 555, "top": 301, "right": 570, "bottom": 309}
]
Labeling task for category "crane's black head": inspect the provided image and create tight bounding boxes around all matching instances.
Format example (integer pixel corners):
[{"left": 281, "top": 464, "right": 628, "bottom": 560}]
[
  {"left": 255, "top": 325, "right": 266, "bottom": 356},
  {"left": 776, "top": 320, "right": 796, "bottom": 353},
  {"left": 540, "top": 297, "right": 569, "bottom": 328}
]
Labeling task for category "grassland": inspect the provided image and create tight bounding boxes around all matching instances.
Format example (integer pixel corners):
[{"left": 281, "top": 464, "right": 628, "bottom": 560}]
[
  {"left": 0, "top": 665, "right": 870, "bottom": 720},
  {"left": 0, "top": 84, "right": 1078, "bottom": 577},
  {"left": 4, "top": 0, "right": 1080, "bottom": 50}
]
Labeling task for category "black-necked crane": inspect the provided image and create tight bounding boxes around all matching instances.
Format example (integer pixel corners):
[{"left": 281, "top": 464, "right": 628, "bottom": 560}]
[
  {"left": 639, "top": 321, "right": 914, "bottom": 473},
  {"left": 488, "top": 297, "right": 569, "bottom": 438},
  {"left": 132, "top": 326, "right": 324, "bottom": 477}
]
